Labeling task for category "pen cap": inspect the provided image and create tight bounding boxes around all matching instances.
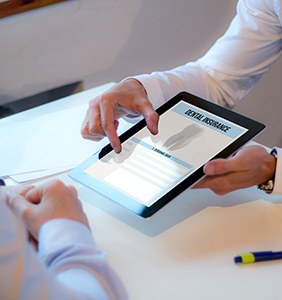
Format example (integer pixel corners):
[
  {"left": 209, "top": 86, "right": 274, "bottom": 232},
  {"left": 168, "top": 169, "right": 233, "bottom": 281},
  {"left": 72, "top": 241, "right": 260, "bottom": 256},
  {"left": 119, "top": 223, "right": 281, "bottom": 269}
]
[{"left": 234, "top": 256, "right": 243, "bottom": 264}]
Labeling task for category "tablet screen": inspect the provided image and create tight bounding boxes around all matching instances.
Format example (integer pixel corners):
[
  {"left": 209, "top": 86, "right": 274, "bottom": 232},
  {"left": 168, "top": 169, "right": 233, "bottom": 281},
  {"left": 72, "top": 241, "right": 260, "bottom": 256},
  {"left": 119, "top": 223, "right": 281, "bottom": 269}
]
[
  {"left": 69, "top": 92, "right": 264, "bottom": 217},
  {"left": 84, "top": 101, "right": 247, "bottom": 206}
]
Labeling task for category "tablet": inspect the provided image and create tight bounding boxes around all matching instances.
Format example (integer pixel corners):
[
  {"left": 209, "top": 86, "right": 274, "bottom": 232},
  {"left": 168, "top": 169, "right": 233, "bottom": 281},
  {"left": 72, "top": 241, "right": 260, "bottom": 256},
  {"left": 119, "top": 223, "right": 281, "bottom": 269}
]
[{"left": 69, "top": 91, "right": 265, "bottom": 218}]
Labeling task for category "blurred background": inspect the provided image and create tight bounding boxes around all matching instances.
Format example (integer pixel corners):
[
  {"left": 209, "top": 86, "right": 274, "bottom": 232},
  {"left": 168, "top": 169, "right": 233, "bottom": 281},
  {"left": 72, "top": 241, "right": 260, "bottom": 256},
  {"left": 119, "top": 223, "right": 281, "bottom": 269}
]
[{"left": 0, "top": 0, "right": 281, "bottom": 147}]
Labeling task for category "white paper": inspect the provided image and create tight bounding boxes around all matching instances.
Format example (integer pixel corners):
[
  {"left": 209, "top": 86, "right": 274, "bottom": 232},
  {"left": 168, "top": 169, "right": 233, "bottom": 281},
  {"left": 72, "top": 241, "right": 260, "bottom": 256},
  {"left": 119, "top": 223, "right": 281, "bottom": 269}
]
[
  {"left": 0, "top": 103, "right": 132, "bottom": 178},
  {"left": 9, "top": 165, "right": 75, "bottom": 183}
]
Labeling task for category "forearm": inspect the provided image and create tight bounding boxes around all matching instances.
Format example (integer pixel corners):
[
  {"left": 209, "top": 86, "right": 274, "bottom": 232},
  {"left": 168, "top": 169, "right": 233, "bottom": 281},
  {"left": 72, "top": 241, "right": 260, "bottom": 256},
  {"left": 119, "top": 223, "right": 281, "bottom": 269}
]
[
  {"left": 0, "top": 205, "right": 72, "bottom": 300},
  {"left": 134, "top": 61, "right": 235, "bottom": 109},
  {"left": 0, "top": 216, "right": 126, "bottom": 300},
  {"left": 38, "top": 219, "right": 127, "bottom": 300},
  {"left": 134, "top": 0, "right": 282, "bottom": 110}
]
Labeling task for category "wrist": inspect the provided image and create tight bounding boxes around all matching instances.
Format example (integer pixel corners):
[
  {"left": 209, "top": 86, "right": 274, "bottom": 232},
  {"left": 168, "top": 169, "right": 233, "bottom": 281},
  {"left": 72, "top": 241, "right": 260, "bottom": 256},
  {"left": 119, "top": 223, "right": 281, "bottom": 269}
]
[{"left": 122, "top": 78, "right": 148, "bottom": 96}]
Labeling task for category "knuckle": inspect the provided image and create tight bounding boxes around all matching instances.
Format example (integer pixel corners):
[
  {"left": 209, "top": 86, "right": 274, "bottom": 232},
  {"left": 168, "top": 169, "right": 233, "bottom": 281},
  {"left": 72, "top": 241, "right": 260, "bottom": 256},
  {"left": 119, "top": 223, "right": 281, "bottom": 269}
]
[
  {"left": 89, "top": 98, "right": 99, "bottom": 109},
  {"left": 100, "top": 118, "right": 114, "bottom": 133},
  {"left": 210, "top": 183, "right": 229, "bottom": 195},
  {"left": 68, "top": 185, "right": 78, "bottom": 197},
  {"left": 92, "top": 136, "right": 104, "bottom": 141},
  {"left": 49, "top": 179, "right": 65, "bottom": 191},
  {"left": 89, "top": 122, "right": 102, "bottom": 135},
  {"left": 81, "top": 128, "right": 104, "bottom": 141},
  {"left": 101, "top": 120, "right": 112, "bottom": 131},
  {"left": 81, "top": 119, "right": 105, "bottom": 141},
  {"left": 100, "top": 93, "right": 114, "bottom": 106},
  {"left": 81, "top": 125, "right": 89, "bottom": 137},
  {"left": 21, "top": 207, "right": 33, "bottom": 220},
  {"left": 53, "top": 179, "right": 64, "bottom": 187}
]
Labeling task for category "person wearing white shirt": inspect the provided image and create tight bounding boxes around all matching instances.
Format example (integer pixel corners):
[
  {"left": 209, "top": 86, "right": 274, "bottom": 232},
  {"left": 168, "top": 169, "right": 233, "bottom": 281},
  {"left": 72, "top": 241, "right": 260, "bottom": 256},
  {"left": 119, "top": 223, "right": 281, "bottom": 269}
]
[
  {"left": 81, "top": 0, "right": 282, "bottom": 195},
  {"left": 0, "top": 180, "right": 127, "bottom": 300}
]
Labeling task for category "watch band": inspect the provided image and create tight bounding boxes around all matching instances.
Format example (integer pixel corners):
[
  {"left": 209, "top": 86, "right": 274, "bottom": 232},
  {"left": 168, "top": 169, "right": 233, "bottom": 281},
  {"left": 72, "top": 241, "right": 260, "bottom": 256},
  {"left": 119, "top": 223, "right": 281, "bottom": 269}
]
[{"left": 257, "top": 148, "right": 277, "bottom": 194}]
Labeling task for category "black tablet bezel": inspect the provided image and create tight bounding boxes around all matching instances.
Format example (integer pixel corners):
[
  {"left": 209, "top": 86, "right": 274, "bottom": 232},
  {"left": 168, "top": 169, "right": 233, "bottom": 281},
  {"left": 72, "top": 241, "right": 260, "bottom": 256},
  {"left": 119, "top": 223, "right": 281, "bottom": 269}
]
[{"left": 69, "top": 91, "right": 265, "bottom": 218}]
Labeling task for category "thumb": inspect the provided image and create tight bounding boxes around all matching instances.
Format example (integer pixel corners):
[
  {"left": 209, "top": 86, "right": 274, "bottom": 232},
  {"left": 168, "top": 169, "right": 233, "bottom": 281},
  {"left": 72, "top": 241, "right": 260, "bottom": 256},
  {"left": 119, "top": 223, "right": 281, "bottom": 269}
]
[
  {"left": 203, "top": 158, "right": 239, "bottom": 176},
  {"left": 5, "top": 190, "right": 33, "bottom": 219}
]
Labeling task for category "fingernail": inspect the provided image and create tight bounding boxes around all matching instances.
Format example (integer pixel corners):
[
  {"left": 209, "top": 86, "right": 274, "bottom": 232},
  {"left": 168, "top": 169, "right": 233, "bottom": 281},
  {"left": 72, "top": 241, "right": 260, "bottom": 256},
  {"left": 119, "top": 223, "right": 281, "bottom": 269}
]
[
  {"left": 204, "top": 164, "right": 214, "bottom": 175},
  {"left": 114, "top": 146, "right": 121, "bottom": 154},
  {"left": 112, "top": 143, "right": 119, "bottom": 153}
]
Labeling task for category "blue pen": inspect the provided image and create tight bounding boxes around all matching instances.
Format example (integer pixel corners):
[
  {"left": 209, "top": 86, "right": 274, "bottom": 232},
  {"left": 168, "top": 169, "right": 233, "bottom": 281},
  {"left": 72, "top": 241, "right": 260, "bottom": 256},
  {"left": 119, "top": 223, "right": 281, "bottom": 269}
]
[
  {"left": 0, "top": 178, "right": 5, "bottom": 186},
  {"left": 234, "top": 251, "right": 282, "bottom": 264}
]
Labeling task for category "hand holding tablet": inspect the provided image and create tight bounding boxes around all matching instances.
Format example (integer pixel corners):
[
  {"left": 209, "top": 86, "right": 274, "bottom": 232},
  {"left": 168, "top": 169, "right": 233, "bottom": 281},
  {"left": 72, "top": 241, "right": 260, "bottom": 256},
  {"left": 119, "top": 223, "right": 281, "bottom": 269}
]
[{"left": 70, "top": 92, "right": 265, "bottom": 218}]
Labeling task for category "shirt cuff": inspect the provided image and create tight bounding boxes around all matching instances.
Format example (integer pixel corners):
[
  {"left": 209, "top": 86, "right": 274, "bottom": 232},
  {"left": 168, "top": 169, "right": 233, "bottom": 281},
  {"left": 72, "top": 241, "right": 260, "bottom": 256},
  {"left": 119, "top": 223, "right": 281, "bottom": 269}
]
[
  {"left": 272, "top": 147, "right": 282, "bottom": 194},
  {"left": 38, "top": 219, "right": 96, "bottom": 264}
]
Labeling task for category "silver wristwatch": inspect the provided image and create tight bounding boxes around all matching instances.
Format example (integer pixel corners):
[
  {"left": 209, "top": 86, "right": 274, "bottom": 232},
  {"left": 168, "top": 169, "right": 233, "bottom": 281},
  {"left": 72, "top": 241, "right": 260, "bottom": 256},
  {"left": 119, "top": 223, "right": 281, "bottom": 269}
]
[{"left": 257, "top": 148, "right": 277, "bottom": 194}]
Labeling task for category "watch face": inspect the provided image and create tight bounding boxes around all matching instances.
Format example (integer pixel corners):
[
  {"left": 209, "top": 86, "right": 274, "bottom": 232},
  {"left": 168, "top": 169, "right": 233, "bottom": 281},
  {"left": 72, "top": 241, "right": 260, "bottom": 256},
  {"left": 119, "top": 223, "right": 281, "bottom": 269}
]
[{"left": 258, "top": 180, "right": 274, "bottom": 193}]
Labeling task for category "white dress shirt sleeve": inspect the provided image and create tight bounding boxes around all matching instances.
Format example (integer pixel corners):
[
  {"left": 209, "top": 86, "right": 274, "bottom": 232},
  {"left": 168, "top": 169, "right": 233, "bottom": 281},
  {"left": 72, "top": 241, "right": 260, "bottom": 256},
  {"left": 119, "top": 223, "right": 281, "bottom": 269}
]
[
  {"left": 132, "top": 0, "right": 282, "bottom": 194},
  {"left": 133, "top": 0, "right": 282, "bottom": 109},
  {"left": 0, "top": 201, "right": 127, "bottom": 300}
]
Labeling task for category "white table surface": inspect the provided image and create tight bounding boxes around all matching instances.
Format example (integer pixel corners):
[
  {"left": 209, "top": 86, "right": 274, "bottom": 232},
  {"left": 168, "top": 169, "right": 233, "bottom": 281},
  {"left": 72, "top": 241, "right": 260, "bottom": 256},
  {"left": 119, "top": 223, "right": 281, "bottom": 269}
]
[{"left": 3, "top": 84, "right": 282, "bottom": 300}]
